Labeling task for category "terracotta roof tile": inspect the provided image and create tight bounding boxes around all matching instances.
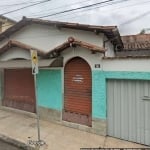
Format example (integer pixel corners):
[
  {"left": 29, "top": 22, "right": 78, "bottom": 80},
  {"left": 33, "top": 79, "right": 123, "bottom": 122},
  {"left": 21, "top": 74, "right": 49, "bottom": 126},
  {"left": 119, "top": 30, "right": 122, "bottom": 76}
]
[
  {"left": 0, "top": 38, "right": 106, "bottom": 58},
  {"left": 121, "top": 34, "right": 150, "bottom": 50},
  {"left": 0, "top": 40, "right": 46, "bottom": 56},
  {"left": 103, "top": 55, "right": 150, "bottom": 59},
  {"left": 47, "top": 37, "right": 106, "bottom": 58},
  {"left": 0, "top": 17, "right": 123, "bottom": 49}
]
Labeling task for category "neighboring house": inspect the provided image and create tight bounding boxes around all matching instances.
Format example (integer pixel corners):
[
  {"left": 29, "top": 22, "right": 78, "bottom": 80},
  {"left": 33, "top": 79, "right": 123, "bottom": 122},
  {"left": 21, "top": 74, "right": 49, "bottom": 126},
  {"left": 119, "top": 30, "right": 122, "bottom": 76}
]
[
  {"left": 0, "top": 17, "right": 149, "bottom": 146},
  {"left": 0, "top": 16, "right": 16, "bottom": 33},
  {"left": 117, "top": 34, "right": 150, "bottom": 56}
]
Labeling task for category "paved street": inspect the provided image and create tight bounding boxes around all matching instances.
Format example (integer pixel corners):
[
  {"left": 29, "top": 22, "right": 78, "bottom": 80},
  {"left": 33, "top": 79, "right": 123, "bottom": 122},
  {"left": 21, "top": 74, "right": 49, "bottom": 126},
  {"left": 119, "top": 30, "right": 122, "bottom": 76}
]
[{"left": 0, "top": 108, "right": 149, "bottom": 150}]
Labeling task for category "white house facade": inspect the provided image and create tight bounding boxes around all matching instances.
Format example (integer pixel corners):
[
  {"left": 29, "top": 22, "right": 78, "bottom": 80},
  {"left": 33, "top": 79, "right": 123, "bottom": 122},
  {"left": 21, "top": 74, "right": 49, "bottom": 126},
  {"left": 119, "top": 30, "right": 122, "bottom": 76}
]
[{"left": 0, "top": 17, "right": 149, "bottom": 146}]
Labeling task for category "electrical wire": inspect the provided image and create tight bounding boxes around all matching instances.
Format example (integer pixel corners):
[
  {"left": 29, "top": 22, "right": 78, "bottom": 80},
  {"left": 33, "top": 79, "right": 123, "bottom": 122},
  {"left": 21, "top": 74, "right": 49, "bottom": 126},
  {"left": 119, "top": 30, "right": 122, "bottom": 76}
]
[
  {"left": 0, "top": 0, "right": 132, "bottom": 21},
  {"left": 0, "top": 0, "right": 43, "bottom": 7},
  {"left": 107, "top": 0, "right": 150, "bottom": 13},
  {"left": 119, "top": 10, "right": 150, "bottom": 26},
  {"left": 5, "top": 0, "right": 109, "bottom": 19},
  {"left": 0, "top": 0, "right": 46, "bottom": 12},
  {"left": 0, "top": 0, "right": 150, "bottom": 31},
  {"left": 0, "top": 0, "right": 121, "bottom": 29},
  {"left": 28, "top": 0, "right": 93, "bottom": 17},
  {"left": 0, "top": 0, "right": 52, "bottom": 16},
  {"left": 47, "top": 0, "right": 130, "bottom": 20},
  {"left": 4, "top": 0, "right": 118, "bottom": 20},
  {"left": 37, "top": 0, "right": 116, "bottom": 18},
  {"left": 47, "top": 0, "right": 150, "bottom": 28}
]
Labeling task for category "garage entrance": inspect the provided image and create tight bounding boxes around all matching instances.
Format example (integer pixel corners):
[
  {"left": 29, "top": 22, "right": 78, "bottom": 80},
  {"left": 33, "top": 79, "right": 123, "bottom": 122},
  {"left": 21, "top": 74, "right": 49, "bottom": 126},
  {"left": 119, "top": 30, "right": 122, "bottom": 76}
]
[
  {"left": 107, "top": 79, "right": 150, "bottom": 145},
  {"left": 63, "top": 57, "right": 92, "bottom": 126},
  {"left": 3, "top": 69, "right": 36, "bottom": 113}
]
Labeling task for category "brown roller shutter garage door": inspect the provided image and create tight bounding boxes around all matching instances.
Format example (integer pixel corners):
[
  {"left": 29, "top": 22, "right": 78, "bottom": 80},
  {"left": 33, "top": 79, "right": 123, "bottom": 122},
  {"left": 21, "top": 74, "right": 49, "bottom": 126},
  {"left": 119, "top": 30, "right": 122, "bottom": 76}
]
[
  {"left": 63, "top": 57, "right": 92, "bottom": 126},
  {"left": 3, "top": 69, "right": 36, "bottom": 113}
]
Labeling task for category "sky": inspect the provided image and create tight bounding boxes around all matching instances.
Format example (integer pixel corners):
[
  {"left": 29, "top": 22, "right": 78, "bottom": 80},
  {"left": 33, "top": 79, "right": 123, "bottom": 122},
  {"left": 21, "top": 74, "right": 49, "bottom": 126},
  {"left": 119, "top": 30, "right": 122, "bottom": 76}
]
[{"left": 0, "top": 0, "right": 150, "bottom": 35}]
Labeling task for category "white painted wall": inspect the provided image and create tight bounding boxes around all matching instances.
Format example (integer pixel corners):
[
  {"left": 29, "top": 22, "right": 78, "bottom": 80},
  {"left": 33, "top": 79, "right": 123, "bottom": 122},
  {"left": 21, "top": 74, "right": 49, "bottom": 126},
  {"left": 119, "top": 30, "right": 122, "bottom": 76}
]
[
  {"left": 8, "top": 24, "right": 104, "bottom": 52},
  {"left": 104, "top": 35, "right": 115, "bottom": 57},
  {"left": 62, "top": 46, "right": 104, "bottom": 70},
  {"left": 102, "top": 58, "right": 150, "bottom": 72},
  {"left": 0, "top": 23, "right": 116, "bottom": 71},
  {"left": 0, "top": 47, "right": 31, "bottom": 61}
]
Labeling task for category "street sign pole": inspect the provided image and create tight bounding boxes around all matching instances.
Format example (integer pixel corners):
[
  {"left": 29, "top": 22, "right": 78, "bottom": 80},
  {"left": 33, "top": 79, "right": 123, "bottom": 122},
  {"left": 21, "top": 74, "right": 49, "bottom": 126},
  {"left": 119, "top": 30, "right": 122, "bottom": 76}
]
[
  {"left": 30, "top": 50, "right": 40, "bottom": 143},
  {"left": 30, "top": 50, "right": 47, "bottom": 149},
  {"left": 34, "top": 74, "right": 41, "bottom": 142}
]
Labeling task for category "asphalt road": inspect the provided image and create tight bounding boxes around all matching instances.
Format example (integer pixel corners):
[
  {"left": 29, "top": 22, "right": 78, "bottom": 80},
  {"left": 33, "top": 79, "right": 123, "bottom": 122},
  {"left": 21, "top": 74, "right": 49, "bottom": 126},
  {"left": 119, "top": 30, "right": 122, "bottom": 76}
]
[{"left": 0, "top": 140, "right": 27, "bottom": 150}]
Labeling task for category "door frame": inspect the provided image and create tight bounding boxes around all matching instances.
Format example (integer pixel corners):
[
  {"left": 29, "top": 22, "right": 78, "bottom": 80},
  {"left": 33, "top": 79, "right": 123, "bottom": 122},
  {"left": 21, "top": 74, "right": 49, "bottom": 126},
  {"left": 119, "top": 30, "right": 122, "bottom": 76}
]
[{"left": 62, "top": 56, "right": 92, "bottom": 126}]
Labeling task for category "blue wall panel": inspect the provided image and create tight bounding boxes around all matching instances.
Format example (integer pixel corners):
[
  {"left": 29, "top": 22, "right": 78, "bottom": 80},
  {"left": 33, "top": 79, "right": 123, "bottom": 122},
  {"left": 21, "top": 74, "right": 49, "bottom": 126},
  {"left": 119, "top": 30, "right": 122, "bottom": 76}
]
[
  {"left": 92, "top": 71, "right": 150, "bottom": 119},
  {"left": 92, "top": 71, "right": 106, "bottom": 119},
  {"left": 37, "top": 69, "right": 62, "bottom": 110},
  {"left": 36, "top": 69, "right": 150, "bottom": 119}
]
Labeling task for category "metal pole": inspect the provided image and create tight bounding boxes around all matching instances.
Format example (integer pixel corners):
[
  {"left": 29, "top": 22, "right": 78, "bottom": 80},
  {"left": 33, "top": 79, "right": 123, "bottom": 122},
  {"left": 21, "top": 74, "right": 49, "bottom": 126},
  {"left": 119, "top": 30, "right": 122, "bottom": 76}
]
[{"left": 34, "top": 74, "right": 41, "bottom": 142}]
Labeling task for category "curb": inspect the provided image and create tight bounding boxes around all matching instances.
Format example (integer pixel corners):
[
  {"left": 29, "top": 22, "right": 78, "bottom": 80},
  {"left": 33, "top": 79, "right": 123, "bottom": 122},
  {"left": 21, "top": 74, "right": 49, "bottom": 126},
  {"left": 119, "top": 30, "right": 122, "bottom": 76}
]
[{"left": 0, "top": 134, "right": 35, "bottom": 150}]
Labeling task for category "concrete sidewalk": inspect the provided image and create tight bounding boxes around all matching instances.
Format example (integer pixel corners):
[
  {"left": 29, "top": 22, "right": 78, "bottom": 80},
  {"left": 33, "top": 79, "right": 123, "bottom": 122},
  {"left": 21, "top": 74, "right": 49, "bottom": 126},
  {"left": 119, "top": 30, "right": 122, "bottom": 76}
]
[{"left": 0, "top": 108, "right": 149, "bottom": 150}]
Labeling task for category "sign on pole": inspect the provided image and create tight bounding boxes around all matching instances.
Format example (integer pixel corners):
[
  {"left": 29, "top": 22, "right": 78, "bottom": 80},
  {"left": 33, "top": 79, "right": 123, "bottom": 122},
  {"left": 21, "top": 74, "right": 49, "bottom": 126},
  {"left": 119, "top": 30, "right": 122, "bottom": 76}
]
[
  {"left": 31, "top": 50, "right": 38, "bottom": 75},
  {"left": 30, "top": 49, "right": 41, "bottom": 143}
]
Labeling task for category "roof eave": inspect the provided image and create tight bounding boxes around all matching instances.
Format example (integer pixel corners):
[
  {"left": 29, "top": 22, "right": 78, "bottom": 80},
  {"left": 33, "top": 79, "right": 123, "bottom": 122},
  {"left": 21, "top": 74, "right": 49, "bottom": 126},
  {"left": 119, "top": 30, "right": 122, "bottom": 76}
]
[
  {"left": 0, "top": 17, "right": 123, "bottom": 48},
  {"left": 47, "top": 37, "right": 106, "bottom": 58},
  {"left": 0, "top": 40, "right": 46, "bottom": 57}
]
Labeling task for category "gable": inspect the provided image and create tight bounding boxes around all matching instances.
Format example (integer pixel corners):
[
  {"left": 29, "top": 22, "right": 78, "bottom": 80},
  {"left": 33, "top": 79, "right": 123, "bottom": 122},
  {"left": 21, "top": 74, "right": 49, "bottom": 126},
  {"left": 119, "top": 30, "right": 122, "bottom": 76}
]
[
  {"left": 0, "top": 40, "right": 46, "bottom": 61},
  {"left": 0, "top": 47, "right": 31, "bottom": 61},
  {"left": 0, "top": 17, "right": 123, "bottom": 59},
  {"left": 8, "top": 23, "right": 105, "bottom": 52},
  {"left": 0, "top": 36, "right": 106, "bottom": 62},
  {"left": 47, "top": 36, "right": 106, "bottom": 58},
  {"left": 0, "top": 17, "right": 123, "bottom": 51}
]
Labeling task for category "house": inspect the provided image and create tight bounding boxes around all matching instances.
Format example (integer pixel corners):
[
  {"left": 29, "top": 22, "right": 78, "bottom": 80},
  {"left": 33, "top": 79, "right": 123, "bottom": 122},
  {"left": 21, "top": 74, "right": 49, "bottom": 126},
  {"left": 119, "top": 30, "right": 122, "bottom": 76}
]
[
  {"left": 117, "top": 34, "right": 150, "bottom": 56},
  {"left": 0, "top": 17, "right": 149, "bottom": 146},
  {"left": 0, "top": 15, "right": 16, "bottom": 33}
]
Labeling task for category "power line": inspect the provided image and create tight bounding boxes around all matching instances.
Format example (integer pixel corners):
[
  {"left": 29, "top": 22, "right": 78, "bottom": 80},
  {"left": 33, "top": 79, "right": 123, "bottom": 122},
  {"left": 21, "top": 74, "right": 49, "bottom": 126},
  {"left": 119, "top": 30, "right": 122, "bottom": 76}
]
[
  {"left": 108, "top": 0, "right": 150, "bottom": 13},
  {"left": 0, "top": 1, "right": 43, "bottom": 7},
  {"left": 0, "top": 1, "right": 44, "bottom": 13},
  {"left": 28, "top": 0, "right": 92, "bottom": 17},
  {"left": 1, "top": 0, "right": 147, "bottom": 27},
  {"left": 0, "top": 0, "right": 124, "bottom": 28},
  {"left": 0, "top": 0, "right": 52, "bottom": 16},
  {"left": 119, "top": 10, "right": 150, "bottom": 26},
  {"left": 9, "top": 0, "right": 93, "bottom": 19},
  {"left": 38, "top": 0, "right": 116, "bottom": 18},
  {"left": 1, "top": 0, "right": 150, "bottom": 30},
  {"left": 48, "top": 0, "right": 130, "bottom": 20},
  {"left": 6, "top": 0, "right": 116, "bottom": 20},
  {"left": 0, "top": 0, "right": 127, "bottom": 29},
  {"left": 48, "top": 0, "right": 150, "bottom": 28}
]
